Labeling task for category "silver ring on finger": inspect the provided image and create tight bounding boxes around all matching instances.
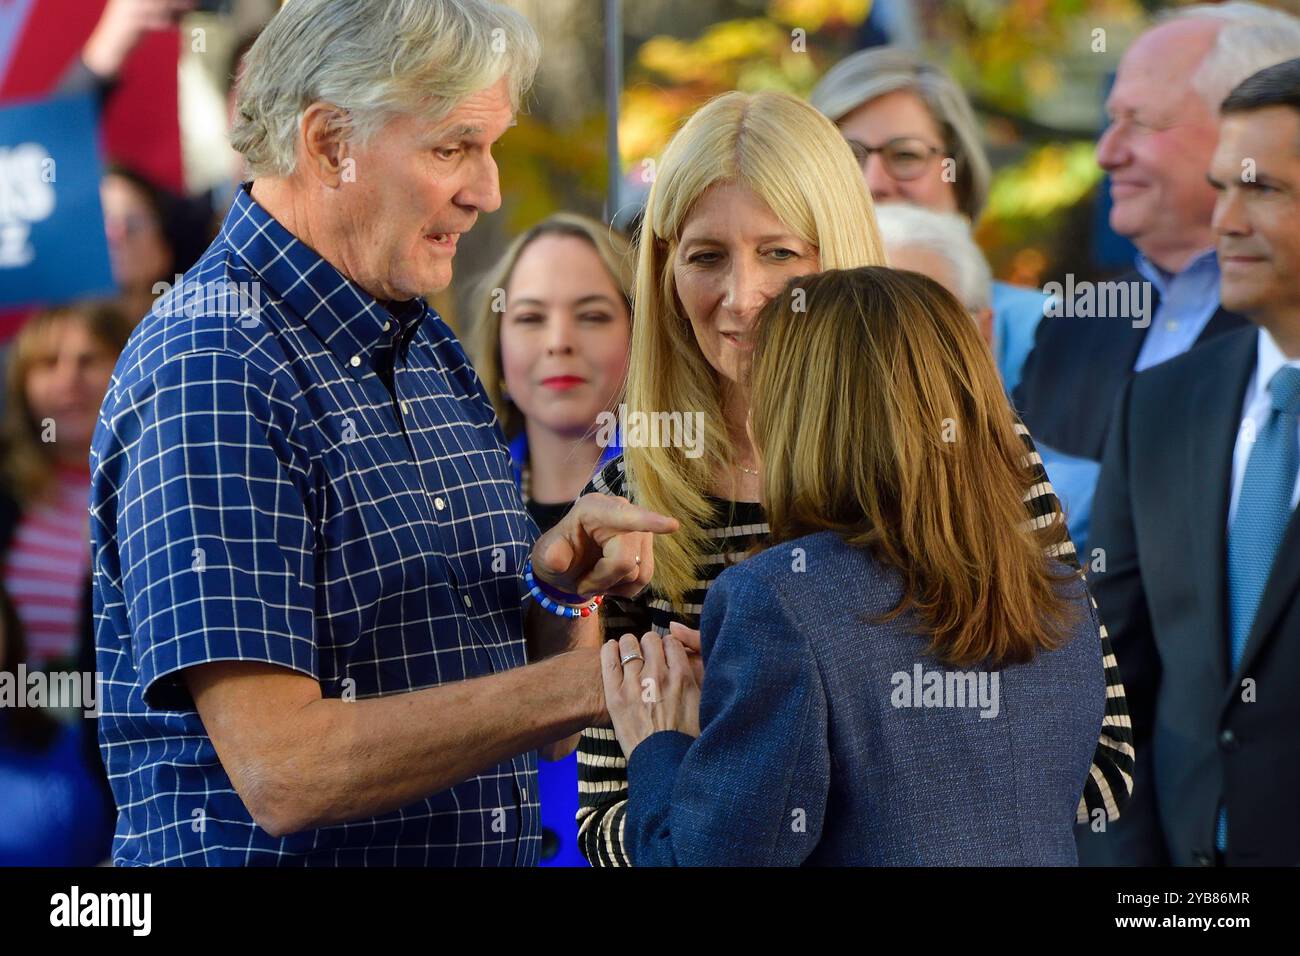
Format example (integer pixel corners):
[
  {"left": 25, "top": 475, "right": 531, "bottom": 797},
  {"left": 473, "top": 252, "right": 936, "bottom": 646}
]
[{"left": 620, "top": 652, "right": 645, "bottom": 667}]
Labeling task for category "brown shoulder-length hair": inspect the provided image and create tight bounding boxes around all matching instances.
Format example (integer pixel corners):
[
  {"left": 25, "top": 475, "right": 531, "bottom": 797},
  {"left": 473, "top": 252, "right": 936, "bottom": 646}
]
[
  {"left": 748, "top": 266, "right": 1079, "bottom": 668},
  {"left": 1, "top": 302, "right": 134, "bottom": 506}
]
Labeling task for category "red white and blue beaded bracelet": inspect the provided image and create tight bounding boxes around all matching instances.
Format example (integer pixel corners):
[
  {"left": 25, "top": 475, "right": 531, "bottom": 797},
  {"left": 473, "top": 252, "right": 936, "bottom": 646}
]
[{"left": 523, "top": 558, "right": 604, "bottom": 618}]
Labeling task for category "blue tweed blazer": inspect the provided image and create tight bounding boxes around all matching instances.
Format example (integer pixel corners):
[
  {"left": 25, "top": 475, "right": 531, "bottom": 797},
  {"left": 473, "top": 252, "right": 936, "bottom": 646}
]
[{"left": 625, "top": 530, "right": 1105, "bottom": 866}]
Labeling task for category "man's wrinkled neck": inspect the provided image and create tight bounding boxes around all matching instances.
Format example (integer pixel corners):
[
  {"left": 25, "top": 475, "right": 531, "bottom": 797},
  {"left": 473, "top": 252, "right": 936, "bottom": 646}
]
[{"left": 250, "top": 176, "right": 398, "bottom": 304}]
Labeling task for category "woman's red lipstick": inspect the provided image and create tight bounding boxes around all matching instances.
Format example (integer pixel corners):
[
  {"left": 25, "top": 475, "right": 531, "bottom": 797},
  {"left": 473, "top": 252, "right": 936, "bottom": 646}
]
[{"left": 541, "top": 375, "right": 585, "bottom": 390}]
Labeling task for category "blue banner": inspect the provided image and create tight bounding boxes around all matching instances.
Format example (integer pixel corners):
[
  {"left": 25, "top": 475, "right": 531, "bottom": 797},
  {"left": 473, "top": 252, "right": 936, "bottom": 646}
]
[{"left": 0, "top": 93, "right": 115, "bottom": 308}]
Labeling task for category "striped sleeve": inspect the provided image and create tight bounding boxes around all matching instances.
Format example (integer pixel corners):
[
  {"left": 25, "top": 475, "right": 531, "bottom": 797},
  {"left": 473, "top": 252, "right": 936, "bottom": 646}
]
[
  {"left": 1016, "top": 423, "right": 1135, "bottom": 823},
  {"left": 576, "top": 457, "right": 644, "bottom": 867}
]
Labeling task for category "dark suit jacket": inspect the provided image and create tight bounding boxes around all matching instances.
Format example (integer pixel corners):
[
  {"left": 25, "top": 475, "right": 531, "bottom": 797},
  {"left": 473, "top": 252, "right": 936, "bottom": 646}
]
[
  {"left": 1081, "top": 327, "right": 1300, "bottom": 866},
  {"left": 1013, "top": 269, "right": 1249, "bottom": 462}
]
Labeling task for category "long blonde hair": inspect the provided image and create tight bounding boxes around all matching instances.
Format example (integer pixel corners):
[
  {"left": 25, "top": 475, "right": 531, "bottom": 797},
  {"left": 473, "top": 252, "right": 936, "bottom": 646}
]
[
  {"left": 627, "top": 89, "right": 886, "bottom": 609},
  {"left": 750, "top": 267, "right": 1078, "bottom": 667},
  {"left": 466, "top": 212, "right": 633, "bottom": 439}
]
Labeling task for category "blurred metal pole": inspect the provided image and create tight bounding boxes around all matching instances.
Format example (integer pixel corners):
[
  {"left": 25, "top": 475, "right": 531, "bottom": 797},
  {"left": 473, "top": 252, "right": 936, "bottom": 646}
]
[{"left": 603, "top": 0, "right": 623, "bottom": 224}]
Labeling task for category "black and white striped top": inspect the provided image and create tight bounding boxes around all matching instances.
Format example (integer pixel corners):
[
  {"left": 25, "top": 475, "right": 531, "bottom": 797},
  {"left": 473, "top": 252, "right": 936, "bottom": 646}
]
[{"left": 576, "top": 425, "right": 1135, "bottom": 867}]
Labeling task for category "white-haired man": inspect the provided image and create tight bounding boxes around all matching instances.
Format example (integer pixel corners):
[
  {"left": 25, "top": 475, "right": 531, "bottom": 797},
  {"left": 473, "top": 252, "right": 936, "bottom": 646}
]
[
  {"left": 89, "top": 0, "right": 673, "bottom": 866},
  {"left": 875, "top": 202, "right": 995, "bottom": 344},
  {"left": 1015, "top": 2, "right": 1300, "bottom": 468}
]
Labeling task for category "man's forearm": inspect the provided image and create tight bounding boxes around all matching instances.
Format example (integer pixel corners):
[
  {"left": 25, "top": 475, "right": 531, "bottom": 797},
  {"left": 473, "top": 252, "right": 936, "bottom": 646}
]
[
  {"left": 526, "top": 601, "right": 603, "bottom": 662},
  {"left": 228, "top": 649, "right": 602, "bottom": 836},
  {"left": 526, "top": 606, "right": 604, "bottom": 759}
]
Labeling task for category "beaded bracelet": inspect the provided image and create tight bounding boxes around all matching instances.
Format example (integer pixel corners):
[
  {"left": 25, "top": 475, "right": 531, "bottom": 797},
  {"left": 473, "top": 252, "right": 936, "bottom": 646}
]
[{"left": 523, "top": 559, "right": 604, "bottom": 619}]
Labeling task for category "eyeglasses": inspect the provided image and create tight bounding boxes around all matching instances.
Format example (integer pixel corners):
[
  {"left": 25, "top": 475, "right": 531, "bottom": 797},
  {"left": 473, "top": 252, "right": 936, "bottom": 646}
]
[{"left": 845, "top": 136, "right": 946, "bottom": 181}]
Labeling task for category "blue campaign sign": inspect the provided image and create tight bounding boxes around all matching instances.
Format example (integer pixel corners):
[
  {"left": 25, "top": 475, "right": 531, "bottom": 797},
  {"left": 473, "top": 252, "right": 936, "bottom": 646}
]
[{"left": 0, "top": 93, "right": 115, "bottom": 308}]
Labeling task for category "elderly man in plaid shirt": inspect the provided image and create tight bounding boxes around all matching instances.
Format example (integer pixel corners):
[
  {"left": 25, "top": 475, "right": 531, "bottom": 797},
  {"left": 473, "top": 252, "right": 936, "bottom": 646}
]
[{"left": 88, "top": 0, "right": 671, "bottom": 866}]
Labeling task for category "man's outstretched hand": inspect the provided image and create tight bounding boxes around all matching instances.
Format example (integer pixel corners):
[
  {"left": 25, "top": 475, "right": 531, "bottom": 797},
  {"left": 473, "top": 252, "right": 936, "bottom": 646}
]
[{"left": 530, "top": 493, "right": 678, "bottom": 599}]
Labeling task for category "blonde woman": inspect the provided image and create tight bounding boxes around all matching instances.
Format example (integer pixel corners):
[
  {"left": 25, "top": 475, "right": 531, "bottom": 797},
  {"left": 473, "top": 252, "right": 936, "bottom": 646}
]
[
  {"left": 468, "top": 213, "right": 632, "bottom": 535},
  {"left": 576, "top": 90, "right": 1133, "bottom": 866},
  {"left": 604, "top": 266, "right": 1105, "bottom": 864}
]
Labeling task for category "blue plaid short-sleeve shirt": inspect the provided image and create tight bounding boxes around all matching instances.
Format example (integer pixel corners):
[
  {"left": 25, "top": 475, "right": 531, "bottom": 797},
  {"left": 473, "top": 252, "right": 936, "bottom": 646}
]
[{"left": 90, "top": 184, "right": 540, "bottom": 866}]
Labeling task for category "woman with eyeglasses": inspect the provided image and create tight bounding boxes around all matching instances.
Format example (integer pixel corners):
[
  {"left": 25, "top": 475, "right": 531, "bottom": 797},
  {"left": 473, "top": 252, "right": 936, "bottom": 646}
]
[{"left": 809, "top": 46, "right": 1049, "bottom": 395}]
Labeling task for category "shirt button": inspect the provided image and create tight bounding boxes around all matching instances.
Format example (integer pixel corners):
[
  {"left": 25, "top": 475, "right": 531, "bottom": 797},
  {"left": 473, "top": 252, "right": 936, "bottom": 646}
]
[
  {"left": 521, "top": 787, "right": 528, "bottom": 801},
  {"left": 462, "top": 594, "right": 473, "bottom": 608},
  {"left": 434, "top": 496, "right": 445, "bottom": 510},
  {"left": 1164, "top": 320, "right": 1179, "bottom": 332},
  {"left": 401, "top": 401, "right": 411, "bottom": 415},
  {"left": 349, "top": 354, "right": 362, "bottom": 368},
  {"left": 382, "top": 321, "right": 391, "bottom": 332}
]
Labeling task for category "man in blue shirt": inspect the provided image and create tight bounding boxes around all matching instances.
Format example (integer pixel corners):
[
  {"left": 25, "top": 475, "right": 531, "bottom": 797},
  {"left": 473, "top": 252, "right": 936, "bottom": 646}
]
[{"left": 89, "top": 0, "right": 672, "bottom": 866}]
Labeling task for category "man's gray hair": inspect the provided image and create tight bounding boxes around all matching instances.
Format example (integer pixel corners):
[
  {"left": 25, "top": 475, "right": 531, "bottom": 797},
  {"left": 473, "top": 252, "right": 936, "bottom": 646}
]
[
  {"left": 231, "top": 0, "right": 542, "bottom": 177},
  {"left": 1158, "top": 2, "right": 1300, "bottom": 112},
  {"left": 875, "top": 202, "right": 992, "bottom": 312},
  {"left": 809, "top": 46, "right": 991, "bottom": 223}
]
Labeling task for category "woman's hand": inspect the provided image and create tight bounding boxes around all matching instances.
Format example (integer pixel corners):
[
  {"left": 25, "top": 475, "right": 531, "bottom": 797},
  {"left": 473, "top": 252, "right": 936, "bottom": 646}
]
[
  {"left": 601, "top": 631, "right": 701, "bottom": 757},
  {"left": 667, "top": 621, "right": 705, "bottom": 687}
]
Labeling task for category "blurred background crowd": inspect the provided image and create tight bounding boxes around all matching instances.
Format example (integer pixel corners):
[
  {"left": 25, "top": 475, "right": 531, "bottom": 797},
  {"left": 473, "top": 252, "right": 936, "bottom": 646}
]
[{"left": 1, "top": 0, "right": 1297, "bottom": 867}]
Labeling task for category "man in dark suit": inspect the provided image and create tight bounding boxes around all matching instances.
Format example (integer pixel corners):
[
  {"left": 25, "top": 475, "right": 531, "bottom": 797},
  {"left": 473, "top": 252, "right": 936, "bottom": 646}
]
[
  {"left": 1013, "top": 9, "right": 1300, "bottom": 468},
  {"left": 1081, "top": 58, "right": 1300, "bottom": 867}
]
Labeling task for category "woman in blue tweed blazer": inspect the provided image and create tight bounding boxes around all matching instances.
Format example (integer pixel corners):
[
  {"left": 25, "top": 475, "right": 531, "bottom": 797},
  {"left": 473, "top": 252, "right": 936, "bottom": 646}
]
[{"left": 603, "top": 267, "right": 1106, "bottom": 866}]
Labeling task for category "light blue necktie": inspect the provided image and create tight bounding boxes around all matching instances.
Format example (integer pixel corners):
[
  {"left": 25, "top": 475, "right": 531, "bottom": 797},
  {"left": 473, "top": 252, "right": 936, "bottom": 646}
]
[{"left": 1217, "top": 364, "right": 1300, "bottom": 852}]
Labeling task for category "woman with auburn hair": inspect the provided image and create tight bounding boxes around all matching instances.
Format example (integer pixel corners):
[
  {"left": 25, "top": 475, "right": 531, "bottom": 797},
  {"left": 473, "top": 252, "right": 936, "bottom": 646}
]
[
  {"left": 575, "top": 89, "right": 1133, "bottom": 867},
  {"left": 602, "top": 267, "right": 1105, "bottom": 865}
]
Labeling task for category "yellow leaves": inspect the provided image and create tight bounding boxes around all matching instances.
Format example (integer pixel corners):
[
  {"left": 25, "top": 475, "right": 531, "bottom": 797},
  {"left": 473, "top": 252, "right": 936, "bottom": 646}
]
[
  {"left": 768, "top": 0, "right": 874, "bottom": 31},
  {"left": 619, "top": 87, "right": 702, "bottom": 167},
  {"left": 1023, "top": 58, "right": 1059, "bottom": 99},
  {"left": 984, "top": 142, "right": 1103, "bottom": 222},
  {"left": 622, "top": 0, "right": 871, "bottom": 167},
  {"left": 637, "top": 20, "right": 786, "bottom": 84}
]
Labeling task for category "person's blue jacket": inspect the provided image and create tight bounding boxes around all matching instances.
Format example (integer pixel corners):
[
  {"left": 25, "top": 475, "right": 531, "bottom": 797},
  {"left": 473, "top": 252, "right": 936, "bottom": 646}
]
[
  {"left": 625, "top": 530, "right": 1105, "bottom": 866},
  {"left": 991, "top": 280, "right": 1048, "bottom": 395}
]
